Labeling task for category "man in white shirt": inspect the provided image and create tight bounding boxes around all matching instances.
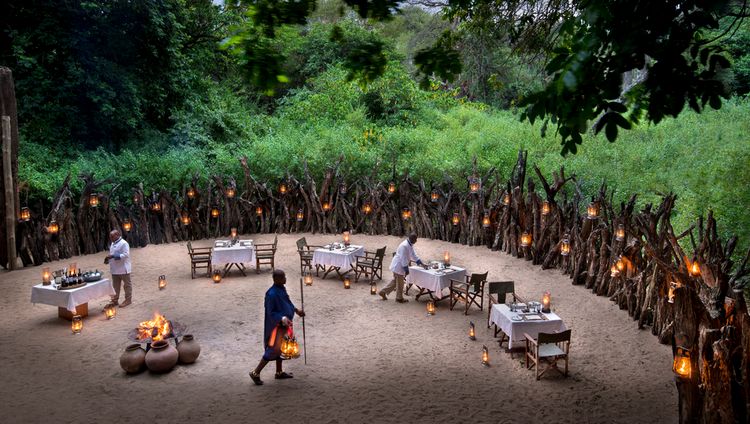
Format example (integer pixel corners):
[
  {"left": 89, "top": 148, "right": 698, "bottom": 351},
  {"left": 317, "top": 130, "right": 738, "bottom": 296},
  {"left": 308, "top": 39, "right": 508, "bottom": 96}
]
[
  {"left": 379, "top": 233, "right": 423, "bottom": 303},
  {"left": 105, "top": 229, "right": 132, "bottom": 307}
]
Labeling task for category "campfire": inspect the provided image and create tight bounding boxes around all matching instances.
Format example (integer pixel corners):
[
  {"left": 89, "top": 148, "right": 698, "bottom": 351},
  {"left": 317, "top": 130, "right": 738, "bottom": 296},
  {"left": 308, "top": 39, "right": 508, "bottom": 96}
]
[{"left": 128, "top": 312, "right": 185, "bottom": 344}]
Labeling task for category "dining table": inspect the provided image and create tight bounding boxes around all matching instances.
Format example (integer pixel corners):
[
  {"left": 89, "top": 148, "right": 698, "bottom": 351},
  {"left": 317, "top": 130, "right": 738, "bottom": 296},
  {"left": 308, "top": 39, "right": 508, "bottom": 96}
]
[
  {"left": 489, "top": 303, "right": 566, "bottom": 349},
  {"left": 211, "top": 240, "right": 255, "bottom": 277},
  {"left": 405, "top": 265, "right": 466, "bottom": 301},
  {"left": 312, "top": 244, "right": 365, "bottom": 279},
  {"left": 31, "top": 278, "right": 114, "bottom": 319}
]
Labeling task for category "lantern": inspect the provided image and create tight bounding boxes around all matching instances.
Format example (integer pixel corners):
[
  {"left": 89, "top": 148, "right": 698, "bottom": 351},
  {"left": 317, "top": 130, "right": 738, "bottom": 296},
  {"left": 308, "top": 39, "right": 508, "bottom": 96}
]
[
  {"left": 520, "top": 232, "right": 532, "bottom": 248},
  {"left": 104, "top": 303, "right": 117, "bottom": 320},
  {"left": 42, "top": 267, "right": 51, "bottom": 285},
  {"left": 469, "top": 178, "right": 480, "bottom": 194},
  {"left": 370, "top": 284, "right": 377, "bottom": 295},
  {"left": 133, "top": 193, "right": 140, "bottom": 204},
  {"left": 181, "top": 211, "right": 190, "bottom": 226},
  {"left": 587, "top": 202, "right": 600, "bottom": 219},
  {"left": 616, "top": 256, "right": 626, "bottom": 272},
  {"left": 673, "top": 347, "right": 692, "bottom": 379},
  {"left": 427, "top": 300, "right": 436, "bottom": 315},
  {"left": 212, "top": 270, "right": 222, "bottom": 284},
  {"left": 225, "top": 187, "right": 236, "bottom": 198},
  {"left": 280, "top": 335, "right": 300, "bottom": 359},
  {"left": 482, "top": 345, "right": 490, "bottom": 366},
  {"left": 560, "top": 238, "right": 571, "bottom": 256},
  {"left": 48, "top": 220, "right": 59, "bottom": 234},
  {"left": 541, "top": 200, "right": 551, "bottom": 216},
  {"left": 71, "top": 315, "right": 83, "bottom": 334},
  {"left": 322, "top": 202, "right": 331, "bottom": 212},
  {"left": 151, "top": 201, "right": 162, "bottom": 212},
  {"left": 296, "top": 209, "right": 304, "bottom": 222},
  {"left": 340, "top": 183, "right": 347, "bottom": 195},
  {"left": 443, "top": 251, "right": 451, "bottom": 266},
  {"left": 69, "top": 263, "right": 77, "bottom": 275},
  {"left": 343, "top": 231, "right": 350, "bottom": 245},
  {"left": 122, "top": 219, "right": 132, "bottom": 232},
  {"left": 256, "top": 206, "right": 263, "bottom": 216},
  {"left": 388, "top": 181, "right": 396, "bottom": 194},
  {"left": 452, "top": 212, "right": 460, "bottom": 226},
  {"left": 542, "top": 291, "right": 551, "bottom": 313},
  {"left": 343, "top": 278, "right": 351, "bottom": 289},
  {"left": 230, "top": 227, "right": 238, "bottom": 240},
  {"left": 482, "top": 213, "right": 491, "bottom": 228},
  {"left": 615, "top": 224, "right": 626, "bottom": 241},
  {"left": 668, "top": 282, "right": 678, "bottom": 304},
  {"left": 430, "top": 190, "right": 439, "bottom": 202},
  {"left": 211, "top": 207, "right": 220, "bottom": 218},
  {"left": 362, "top": 203, "right": 372, "bottom": 215},
  {"left": 503, "top": 192, "right": 511, "bottom": 206},
  {"left": 610, "top": 264, "right": 620, "bottom": 277},
  {"left": 304, "top": 273, "right": 313, "bottom": 286},
  {"left": 20, "top": 207, "right": 31, "bottom": 222},
  {"left": 279, "top": 183, "right": 287, "bottom": 195},
  {"left": 158, "top": 275, "right": 167, "bottom": 290},
  {"left": 688, "top": 258, "right": 701, "bottom": 277},
  {"left": 401, "top": 208, "right": 411, "bottom": 221},
  {"left": 89, "top": 193, "right": 100, "bottom": 208},
  {"left": 187, "top": 187, "right": 195, "bottom": 199},
  {"left": 469, "top": 322, "right": 476, "bottom": 340}
]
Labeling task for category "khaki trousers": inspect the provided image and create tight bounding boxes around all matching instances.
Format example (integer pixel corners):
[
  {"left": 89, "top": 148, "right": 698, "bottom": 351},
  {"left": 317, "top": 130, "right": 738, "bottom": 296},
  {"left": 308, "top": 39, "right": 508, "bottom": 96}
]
[
  {"left": 112, "top": 274, "right": 132, "bottom": 303},
  {"left": 380, "top": 273, "right": 406, "bottom": 300}
]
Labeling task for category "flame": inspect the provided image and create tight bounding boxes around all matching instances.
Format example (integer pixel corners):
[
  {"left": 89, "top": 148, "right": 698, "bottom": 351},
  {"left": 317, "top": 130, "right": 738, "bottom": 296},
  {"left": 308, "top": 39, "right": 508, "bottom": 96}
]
[{"left": 137, "top": 312, "right": 171, "bottom": 342}]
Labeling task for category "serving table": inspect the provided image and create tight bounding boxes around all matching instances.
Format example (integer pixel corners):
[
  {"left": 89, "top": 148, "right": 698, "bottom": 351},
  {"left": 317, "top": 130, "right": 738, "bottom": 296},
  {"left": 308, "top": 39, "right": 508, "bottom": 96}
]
[
  {"left": 312, "top": 244, "right": 365, "bottom": 279},
  {"left": 405, "top": 265, "right": 466, "bottom": 301},
  {"left": 212, "top": 240, "right": 255, "bottom": 277},
  {"left": 31, "top": 278, "right": 114, "bottom": 320},
  {"left": 489, "top": 303, "right": 566, "bottom": 349}
]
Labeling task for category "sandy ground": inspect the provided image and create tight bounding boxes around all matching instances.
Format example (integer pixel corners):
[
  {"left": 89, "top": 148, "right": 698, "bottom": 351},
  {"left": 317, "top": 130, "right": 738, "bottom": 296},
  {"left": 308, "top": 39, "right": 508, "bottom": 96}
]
[{"left": 0, "top": 233, "right": 677, "bottom": 424}]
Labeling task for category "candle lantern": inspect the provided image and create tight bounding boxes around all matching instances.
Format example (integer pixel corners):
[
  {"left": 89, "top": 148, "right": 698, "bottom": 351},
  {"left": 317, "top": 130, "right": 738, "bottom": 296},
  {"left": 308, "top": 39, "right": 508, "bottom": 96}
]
[
  {"left": 401, "top": 208, "right": 411, "bottom": 221},
  {"left": 469, "top": 178, "right": 480, "bottom": 194},
  {"left": 370, "top": 284, "right": 377, "bottom": 295},
  {"left": 673, "top": 347, "right": 692, "bottom": 379},
  {"left": 89, "top": 193, "right": 100, "bottom": 208},
  {"left": 255, "top": 206, "right": 263, "bottom": 216},
  {"left": 230, "top": 227, "right": 238, "bottom": 240},
  {"left": 469, "top": 322, "right": 476, "bottom": 340},
  {"left": 362, "top": 203, "right": 372, "bottom": 215},
  {"left": 158, "top": 275, "right": 167, "bottom": 290},
  {"left": 212, "top": 270, "right": 222, "bottom": 284},
  {"left": 122, "top": 219, "right": 132, "bottom": 232},
  {"left": 430, "top": 190, "right": 439, "bottom": 202},
  {"left": 452, "top": 212, "right": 460, "bottom": 226},
  {"left": 668, "top": 282, "right": 678, "bottom": 304},
  {"left": 560, "top": 238, "right": 571, "bottom": 256},
  {"left": 279, "top": 183, "right": 287, "bottom": 195},
  {"left": 225, "top": 187, "right": 236, "bottom": 198},
  {"left": 542, "top": 291, "right": 551, "bottom": 313},
  {"left": 541, "top": 200, "right": 551, "bottom": 216},
  {"left": 482, "top": 345, "right": 490, "bottom": 366},
  {"left": 187, "top": 187, "right": 196, "bottom": 199},
  {"left": 688, "top": 258, "right": 701, "bottom": 277},
  {"left": 343, "top": 278, "right": 351, "bottom": 289},
  {"left": 443, "top": 251, "right": 451, "bottom": 266},
  {"left": 388, "top": 181, "right": 396, "bottom": 194},
  {"left": 48, "top": 220, "right": 59, "bottom": 234},
  {"left": 322, "top": 202, "right": 331, "bottom": 212},
  {"left": 340, "top": 183, "right": 347, "bottom": 195},
  {"left": 343, "top": 231, "right": 350, "bottom": 245},
  {"left": 151, "top": 201, "right": 162, "bottom": 212},
  {"left": 181, "top": 211, "right": 190, "bottom": 226},
  {"left": 42, "top": 267, "right": 51, "bottom": 285},
  {"left": 296, "top": 209, "right": 304, "bottom": 222},
  {"left": 71, "top": 315, "right": 83, "bottom": 334},
  {"left": 520, "top": 232, "right": 532, "bottom": 248},
  {"left": 482, "top": 213, "right": 491, "bottom": 228},
  {"left": 615, "top": 224, "right": 626, "bottom": 241},
  {"left": 104, "top": 303, "right": 117, "bottom": 320},
  {"left": 69, "top": 262, "right": 78, "bottom": 275},
  {"left": 616, "top": 256, "right": 626, "bottom": 272},
  {"left": 503, "top": 192, "right": 511, "bottom": 206},
  {"left": 427, "top": 300, "right": 436, "bottom": 315},
  {"left": 211, "top": 207, "right": 220, "bottom": 218},
  {"left": 304, "top": 273, "right": 313, "bottom": 286},
  {"left": 610, "top": 264, "right": 620, "bottom": 277},
  {"left": 133, "top": 193, "right": 140, "bottom": 204},
  {"left": 20, "top": 207, "right": 31, "bottom": 222},
  {"left": 586, "top": 202, "right": 600, "bottom": 219}
]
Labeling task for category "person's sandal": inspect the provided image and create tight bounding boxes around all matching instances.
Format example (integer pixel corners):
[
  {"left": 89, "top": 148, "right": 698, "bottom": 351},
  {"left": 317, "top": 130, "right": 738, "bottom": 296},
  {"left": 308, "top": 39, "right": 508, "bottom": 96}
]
[
  {"left": 249, "top": 371, "right": 263, "bottom": 385},
  {"left": 275, "top": 372, "right": 294, "bottom": 379},
  {"left": 396, "top": 298, "right": 409, "bottom": 303}
]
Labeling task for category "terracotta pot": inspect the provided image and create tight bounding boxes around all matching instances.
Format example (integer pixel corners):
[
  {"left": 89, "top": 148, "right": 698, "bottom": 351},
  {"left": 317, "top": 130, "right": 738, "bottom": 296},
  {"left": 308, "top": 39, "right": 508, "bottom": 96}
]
[
  {"left": 120, "top": 344, "right": 146, "bottom": 374},
  {"left": 145, "top": 340, "right": 178, "bottom": 373},
  {"left": 177, "top": 334, "right": 201, "bottom": 364}
]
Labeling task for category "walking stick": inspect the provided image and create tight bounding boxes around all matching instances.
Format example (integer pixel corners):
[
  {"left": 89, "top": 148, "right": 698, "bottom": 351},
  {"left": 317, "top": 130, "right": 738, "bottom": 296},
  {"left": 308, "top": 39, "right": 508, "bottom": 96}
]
[{"left": 299, "top": 278, "right": 307, "bottom": 364}]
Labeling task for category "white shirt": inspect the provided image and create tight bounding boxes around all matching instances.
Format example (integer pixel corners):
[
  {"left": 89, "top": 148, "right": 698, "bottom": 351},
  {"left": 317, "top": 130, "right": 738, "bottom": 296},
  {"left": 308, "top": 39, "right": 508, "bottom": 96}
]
[
  {"left": 109, "top": 237, "right": 131, "bottom": 275},
  {"left": 389, "top": 238, "right": 421, "bottom": 275}
]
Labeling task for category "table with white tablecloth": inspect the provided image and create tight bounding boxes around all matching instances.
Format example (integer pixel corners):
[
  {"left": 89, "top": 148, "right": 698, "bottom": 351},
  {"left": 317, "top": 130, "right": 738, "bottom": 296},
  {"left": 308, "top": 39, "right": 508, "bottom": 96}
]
[
  {"left": 489, "top": 303, "right": 566, "bottom": 349},
  {"left": 405, "top": 265, "right": 466, "bottom": 301},
  {"left": 313, "top": 245, "right": 365, "bottom": 279},
  {"left": 212, "top": 240, "right": 255, "bottom": 276},
  {"left": 31, "top": 278, "right": 114, "bottom": 318}
]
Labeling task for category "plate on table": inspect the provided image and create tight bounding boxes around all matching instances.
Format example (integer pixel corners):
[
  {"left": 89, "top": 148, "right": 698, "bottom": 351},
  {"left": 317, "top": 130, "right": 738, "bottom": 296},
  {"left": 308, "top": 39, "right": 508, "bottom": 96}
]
[{"left": 511, "top": 315, "right": 522, "bottom": 321}]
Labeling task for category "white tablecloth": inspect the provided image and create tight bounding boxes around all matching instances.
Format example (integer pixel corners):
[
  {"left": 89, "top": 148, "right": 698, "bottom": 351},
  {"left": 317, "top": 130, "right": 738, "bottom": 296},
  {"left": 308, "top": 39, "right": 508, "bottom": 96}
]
[
  {"left": 31, "top": 279, "right": 114, "bottom": 313},
  {"left": 489, "top": 303, "right": 566, "bottom": 348},
  {"left": 212, "top": 241, "right": 255, "bottom": 266},
  {"left": 406, "top": 266, "right": 466, "bottom": 297},
  {"left": 313, "top": 245, "right": 365, "bottom": 269}
]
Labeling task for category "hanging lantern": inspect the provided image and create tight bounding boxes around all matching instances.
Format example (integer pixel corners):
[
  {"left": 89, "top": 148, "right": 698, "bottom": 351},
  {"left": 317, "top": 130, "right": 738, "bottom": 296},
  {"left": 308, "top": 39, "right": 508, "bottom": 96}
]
[
  {"left": 370, "top": 284, "right": 377, "bottom": 295},
  {"left": 362, "top": 203, "right": 372, "bottom": 215},
  {"left": 187, "top": 187, "right": 196, "bottom": 199},
  {"left": 541, "top": 200, "right": 551, "bottom": 216},
  {"left": 89, "top": 193, "right": 100, "bottom": 208},
  {"left": 151, "top": 201, "right": 162, "bottom": 212},
  {"left": 560, "top": 238, "right": 571, "bottom": 256},
  {"left": 668, "top": 282, "right": 678, "bottom": 304},
  {"left": 296, "top": 209, "right": 304, "bottom": 222},
  {"left": 469, "top": 322, "right": 476, "bottom": 340},
  {"left": 343, "top": 278, "right": 351, "bottom": 289},
  {"left": 452, "top": 212, "right": 460, "bottom": 226},
  {"left": 388, "top": 181, "right": 396, "bottom": 194},
  {"left": 122, "top": 219, "right": 132, "bottom": 232},
  {"left": 430, "top": 190, "right": 439, "bottom": 202},
  {"left": 42, "top": 267, "right": 51, "bottom": 285},
  {"left": 104, "top": 303, "right": 117, "bottom": 320},
  {"left": 616, "top": 256, "right": 626, "bottom": 272},
  {"left": 340, "top": 183, "right": 347, "bottom": 195},
  {"left": 280, "top": 335, "right": 301, "bottom": 359},
  {"left": 211, "top": 207, "right": 220, "bottom": 218},
  {"left": 322, "top": 202, "right": 331, "bottom": 212},
  {"left": 71, "top": 315, "right": 83, "bottom": 334},
  {"left": 503, "top": 192, "right": 511, "bottom": 206},
  {"left": 212, "top": 270, "right": 222, "bottom": 284},
  {"left": 401, "top": 208, "right": 411, "bottom": 221},
  {"left": 426, "top": 300, "right": 436, "bottom": 315},
  {"left": 673, "top": 347, "right": 692, "bottom": 379},
  {"left": 255, "top": 206, "right": 263, "bottom": 216},
  {"left": 542, "top": 291, "right": 551, "bottom": 313},
  {"left": 688, "top": 258, "right": 701, "bottom": 277},
  {"left": 615, "top": 224, "right": 626, "bottom": 241},
  {"left": 158, "top": 275, "right": 167, "bottom": 290},
  {"left": 20, "top": 207, "right": 31, "bottom": 222},
  {"left": 279, "top": 183, "right": 287, "bottom": 195},
  {"left": 225, "top": 187, "right": 236, "bottom": 198},
  {"left": 304, "top": 273, "right": 313, "bottom": 286},
  {"left": 469, "top": 178, "right": 480, "bottom": 194},
  {"left": 482, "top": 213, "right": 491, "bottom": 228},
  {"left": 181, "top": 211, "right": 190, "bottom": 226},
  {"left": 343, "top": 231, "right": 350, "bottom": 245},
  {"left": 520, "top": 232, "right": 532, "bottom": 248},
  {"left": 610, "top": 264, "right": 620, "bottom": 277},
  {"left": 587, "top": 202, "right": 600, "bottom": 219},
  {"left": 443, "top": 251, "right": 451, "bottom": 266},
  {"left": 482, "top": 345, "right": 490, "bottom": 366},
  {"left": 133, "top": 193, "right": 140, "bottom": 204}
]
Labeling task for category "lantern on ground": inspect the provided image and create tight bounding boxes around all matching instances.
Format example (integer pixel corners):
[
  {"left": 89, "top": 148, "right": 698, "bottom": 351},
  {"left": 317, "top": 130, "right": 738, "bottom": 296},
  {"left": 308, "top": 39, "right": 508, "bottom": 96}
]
[
  {"left": 520, "top": 232, "right": 532, "bottom": 248},
  {"left": 304, "top": 273, "right": 313, "bottom": 286},
  {"left": 340, "top": 183, "right": 347, "bottom": 195},
  {"left": 225, "top": 187, "right": 236, "bottom": 198},
  {"left": 42, "top": 267, "right": 51, "bottom": 285},
  {"left": 469, "top": 178, "right": 480, "bottom": 194},
  {"left": 122, "top": 219, "right": 132, "bottom": 232},
  {"left": 181, "top": 211, "right": 190, "bottom": 226},
  {"left": 370, "top": 284, "right": 377, "bottom": 295},
  {"left": 362, "top": 203, "right": 372, "bottom": 215},
  {"left": 443, "top": 251, "right": 451, "bottom": 266},
  {"left": 296, "top": 209, "right": 304, "bottom": 222},
  {"left": 20, "top": 207, "right": 31, "bottom": 222},
  {"left": 322, "top": 202, "right": 331, "bottom": 212},
  {"left": 343, "top": 278, "right": 351, "bottom": 289},
  {"left": 615, "top": 224, "right": 625, "bottom": 241},
  {"left": 279, "top": 183, "right": 287, "bottom": 195},
  {"left": 158, "top": 275, "right": 167, "bottom": 290},
  {"left": 401, "top": 208, "right": 411, "bottom": 221},
  {"left": 71, "top": 315, "right": 83, "bottom": 334},
  {"left": 541, "top": 201, "right": 551, "bottom": 216},
  {"left": 560, "top": 238, "right": 571, "bottom": 256},
  {"left": 427, "top": 300, "right": 436, "bottom": 315},
  {"left": 187, "top": 187, "right": 196, "bottom": 199},
  {"left": 211, "top": 207, "right": 220, "bottom": 218},
  {"left": 542, "top": 291, "right": 551, "bottom": 313},
  {"left": 503, "top": 192, "right": 511, "bottom": 206},
  {"left": 343, "top": 231, "right": 350, "bottom": 245},
  {"left": 673, "top": 347, "right": 692, "bottom": 379},
  {"left": 89, "top": 193, "right": 100, "bottom": 208},
  {"left": 430, "top": 190, "right": 439, "bottom": 202},
  {"left": 587, "top": 202, "right": 600, "bottom": 219},
  {"left": 151, "top": 201, "right": 162, "bottom": 212},
  {"left": 482, "top": 345, "right": 490, "bottom": 366},
  {"left": 469, "top": 322, "right": 476, "bottom": 340},
  {"left": 452, "top": 212, "right": 460, "bottom": 226},
  {"left": 104, "top": 303, "right": 117, "bottom": 320},
  {"left": 688, "top": 258, "right": 701, "bottom": 277},
  {"left": 212, "top": 270, "right": 222, "bottom": 284},
  {"left": 388, "top": 181, "right": 396, "bottom": 194},
  {"left": 48, "top": 220, "right": 59, "bottom": 234},
  {"left": 256, "top": 206, "right": 263, "bottom": 216}
]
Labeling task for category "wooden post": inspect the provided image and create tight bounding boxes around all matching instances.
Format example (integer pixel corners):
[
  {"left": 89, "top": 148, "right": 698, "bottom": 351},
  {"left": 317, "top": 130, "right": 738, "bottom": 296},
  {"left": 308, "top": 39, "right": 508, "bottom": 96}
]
[{"left": 2, "top": 116, "right": 16, "bottom": 269}]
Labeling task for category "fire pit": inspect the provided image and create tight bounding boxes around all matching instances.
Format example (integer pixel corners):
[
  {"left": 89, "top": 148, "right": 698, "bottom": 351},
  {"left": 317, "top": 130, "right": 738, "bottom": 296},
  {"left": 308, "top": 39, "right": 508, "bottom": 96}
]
[{"left": 127, "top": 312, "right": 186, "bottom": 346}]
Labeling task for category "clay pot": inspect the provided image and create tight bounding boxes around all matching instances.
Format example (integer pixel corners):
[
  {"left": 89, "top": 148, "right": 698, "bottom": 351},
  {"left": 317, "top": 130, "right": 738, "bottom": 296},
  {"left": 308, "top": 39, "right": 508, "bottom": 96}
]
[
  {"left": 177, "top": 334, "right": 201, "bottom": 364},
  {"left": 120, "top": 344, "right": 146, "bottom": 374},
  {"left": 145, "top": 340, "right": 178, "bottom": 373}
]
